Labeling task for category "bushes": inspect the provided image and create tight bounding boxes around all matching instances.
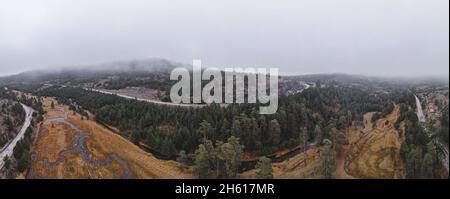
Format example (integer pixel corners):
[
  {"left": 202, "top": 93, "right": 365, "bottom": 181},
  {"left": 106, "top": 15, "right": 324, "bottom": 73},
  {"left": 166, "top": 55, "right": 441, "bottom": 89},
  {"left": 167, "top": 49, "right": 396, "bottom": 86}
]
[
  {"left": 371, "top": 113, "right": 381, "bottom": 123},
  {"left": 193, "top": 136, "right": 244, "bottom": 178},
  {"left": 17, "top": 153, "right": 30, "bottom": 172},
  {"left": 256, "top": 157, "right": 273, "bottom": 179}
]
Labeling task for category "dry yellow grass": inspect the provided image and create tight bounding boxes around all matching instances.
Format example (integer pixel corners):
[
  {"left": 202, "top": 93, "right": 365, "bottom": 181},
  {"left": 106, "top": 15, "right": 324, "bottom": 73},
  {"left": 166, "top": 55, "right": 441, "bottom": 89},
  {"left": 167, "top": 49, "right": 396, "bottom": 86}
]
[
  {"left": 240, "top": 148, "right": 322, "bottom": 179},
  {"left": 68, "top": 115, "right": 193, "bottom": 179},
  {"left": 345, "top": 105, "right": 404, "bottom": 179},
  {"left": 30, "top": 97, "right": 193, "bottom": 179},
  {"left": 33, "top": 124, "right": 76, "bottom": 163}
]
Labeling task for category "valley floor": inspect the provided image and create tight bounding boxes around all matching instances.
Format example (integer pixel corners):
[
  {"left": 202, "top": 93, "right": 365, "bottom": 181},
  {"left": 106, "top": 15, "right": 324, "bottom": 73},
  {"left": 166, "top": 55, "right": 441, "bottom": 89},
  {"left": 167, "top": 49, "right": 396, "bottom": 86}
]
[
  {"left": 24, "top": 95, "right": 407, "bottom": 179},
  {"left": 28, "top": 97, "right": 193, "bottom": 179}
]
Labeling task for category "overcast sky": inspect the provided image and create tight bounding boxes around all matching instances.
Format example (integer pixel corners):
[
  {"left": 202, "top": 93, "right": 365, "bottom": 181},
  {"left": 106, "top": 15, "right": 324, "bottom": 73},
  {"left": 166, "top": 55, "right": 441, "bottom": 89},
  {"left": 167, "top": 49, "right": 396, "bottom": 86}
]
[{"left": 0, "top": 0, "right": 448, "bottom": 77}]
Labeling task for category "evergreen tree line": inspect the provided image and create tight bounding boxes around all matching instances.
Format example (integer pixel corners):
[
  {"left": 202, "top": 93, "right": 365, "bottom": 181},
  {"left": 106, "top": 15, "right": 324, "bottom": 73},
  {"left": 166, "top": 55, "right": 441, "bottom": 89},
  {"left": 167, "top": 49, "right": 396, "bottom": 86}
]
[
  {"left": 396, "top": 100, "right": 447, "bottom": 179},
  {"left": 1, "top": 90, "right": 26, "bottom": 148},
  {"left": 35, "top": 85, "right": 414, "bottom": 159},
  {"left": 400, "top": 140, "right": 442, "bottom": 179}
]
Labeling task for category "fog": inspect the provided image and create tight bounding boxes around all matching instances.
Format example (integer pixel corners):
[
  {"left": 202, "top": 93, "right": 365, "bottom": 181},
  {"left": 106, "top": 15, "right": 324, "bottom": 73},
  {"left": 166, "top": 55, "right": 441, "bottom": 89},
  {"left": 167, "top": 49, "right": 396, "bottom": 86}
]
[{"left": 0, "top": 0, "right": 448, "bottom": 77}]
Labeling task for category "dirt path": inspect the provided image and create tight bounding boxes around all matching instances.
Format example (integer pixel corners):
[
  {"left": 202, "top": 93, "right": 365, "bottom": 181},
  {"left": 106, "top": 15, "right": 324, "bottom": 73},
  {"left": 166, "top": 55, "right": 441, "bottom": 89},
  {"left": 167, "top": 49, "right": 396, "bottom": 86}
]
[{"left": 332, "top": 153, "right": 355, "bottom": 179}]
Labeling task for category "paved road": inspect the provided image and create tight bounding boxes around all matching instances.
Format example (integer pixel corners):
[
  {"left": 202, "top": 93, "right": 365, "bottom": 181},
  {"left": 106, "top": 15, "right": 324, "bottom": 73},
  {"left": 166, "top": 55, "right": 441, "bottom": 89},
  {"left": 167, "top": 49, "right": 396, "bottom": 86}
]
[
  {"left": 87, "top": 88, "right": 230, "bottom": 108},
  {"left": 0, "top": 104, "right": 34, "bottom": 169},
  {"left": 415, "top": 95, "right": 448, "bottom": 172},
  {"left": 87, "top": 88, "right": 208, "bottom": 108},
  {"left": 415, "top": 95, "right": 426, "bottom": 122}
]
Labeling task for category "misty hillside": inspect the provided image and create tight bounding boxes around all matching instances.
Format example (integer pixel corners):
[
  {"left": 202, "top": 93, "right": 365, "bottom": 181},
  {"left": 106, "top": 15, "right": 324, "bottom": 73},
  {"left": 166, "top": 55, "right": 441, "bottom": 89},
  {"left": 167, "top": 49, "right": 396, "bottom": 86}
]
[
  {"left": 0, "top": 58, "right": 185, "bottom": 91},
  {"left": 1, "top": 58, "right": 448, "bottom": 180},
  {"left": 1, "top": 58, "right": 448, "bottom": 95}
]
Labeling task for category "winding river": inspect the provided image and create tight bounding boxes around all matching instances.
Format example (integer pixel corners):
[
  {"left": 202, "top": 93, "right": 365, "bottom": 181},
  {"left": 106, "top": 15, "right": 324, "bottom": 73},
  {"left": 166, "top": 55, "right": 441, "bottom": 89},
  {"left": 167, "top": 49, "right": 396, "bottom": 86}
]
[{"left": 27, "top": 108, "right": 133, "bottom": 179}]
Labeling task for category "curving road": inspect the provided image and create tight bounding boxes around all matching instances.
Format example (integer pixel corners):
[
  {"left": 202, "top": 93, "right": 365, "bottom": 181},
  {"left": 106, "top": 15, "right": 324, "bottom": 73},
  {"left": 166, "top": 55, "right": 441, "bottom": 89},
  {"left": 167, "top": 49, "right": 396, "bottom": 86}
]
[
  {"left": 87, "top": 88, "right": 207, "bottom": 108},
  {"left": 0, "top": 104, "right": 34, "bottom": 169},
  {"left": 415, "top": 95, "right": 426, "bottom": 123}
]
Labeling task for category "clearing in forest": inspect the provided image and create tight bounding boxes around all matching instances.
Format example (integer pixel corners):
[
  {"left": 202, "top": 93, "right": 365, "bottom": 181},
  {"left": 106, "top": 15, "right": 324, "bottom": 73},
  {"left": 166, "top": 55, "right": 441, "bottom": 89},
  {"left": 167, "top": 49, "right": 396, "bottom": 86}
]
[{"left": 343, "top": 104, "right": 404, "bottom": 179}]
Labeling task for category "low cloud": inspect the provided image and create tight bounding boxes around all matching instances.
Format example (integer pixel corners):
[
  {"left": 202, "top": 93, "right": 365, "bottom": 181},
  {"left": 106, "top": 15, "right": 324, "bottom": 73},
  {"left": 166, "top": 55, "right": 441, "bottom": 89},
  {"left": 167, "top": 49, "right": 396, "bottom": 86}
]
[{"left": 0, "top": 0, "right": 448, "bottom": 77}]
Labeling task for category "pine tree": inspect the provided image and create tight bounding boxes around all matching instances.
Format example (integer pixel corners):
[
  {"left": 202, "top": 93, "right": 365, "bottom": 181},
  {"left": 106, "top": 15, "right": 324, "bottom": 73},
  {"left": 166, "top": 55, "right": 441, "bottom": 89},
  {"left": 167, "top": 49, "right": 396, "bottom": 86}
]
[
  {"left": 269, "top": 119, "right": 281, "bottom": 146},
  {"left": 176, "top": 150, "right": 190, "bottom": 165},
  {"left": 256, "top": 157, "right": 273, "bottom": 179},
  {"left": 3, "top": 156, "right": 11, "bottom": 170},
  {"left": 314, "top": 125, "right": 323, "bottom": 144},
  {"left": 405, "top": 148, "right": 421, "bottom": 179},
  {"left": 320, "top": 139, "right": 336, "bottom": 179},
  {"left": 231, "top": 119, "right": 242, "bottom": 138},
  {"left": 17, "top": 153, "right": 30, "bottom": 172},
  {"left": 216, "top": 136, "right": 244, "bottom": 178},
  {"left": 421, "top": 153, "right": 434, "bottom": 179},
  {"left": 400, "top": 142, "right": 410, "bottom": 160},
  {"left": 193, "top": 139, "right": 215, "bottom": 179},
  {"left": 197, "top": 120, "right": 214, "bottom": 140},
  {"left": 161, "top": 137, "right": 176, "bottom": 157}
]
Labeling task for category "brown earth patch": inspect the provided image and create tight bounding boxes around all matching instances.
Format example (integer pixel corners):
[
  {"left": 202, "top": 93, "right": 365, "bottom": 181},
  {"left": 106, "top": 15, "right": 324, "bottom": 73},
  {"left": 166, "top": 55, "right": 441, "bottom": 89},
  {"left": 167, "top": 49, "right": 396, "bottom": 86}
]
[
  {"left": 240, "top": 148, "right": 322, "bottom": 179},
  {"left": 343, "top": 104, "right": 404, "bottom": 179},
  {"left": 30, "top": 97, "right": 193, "bottom": 179}
]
